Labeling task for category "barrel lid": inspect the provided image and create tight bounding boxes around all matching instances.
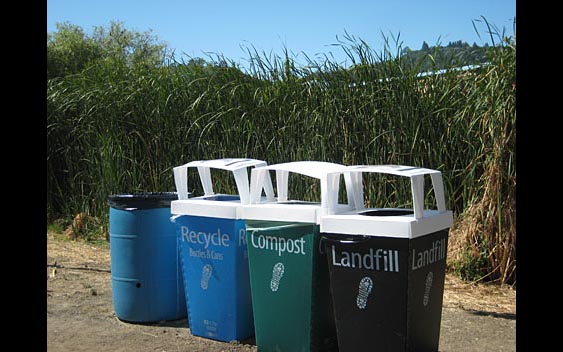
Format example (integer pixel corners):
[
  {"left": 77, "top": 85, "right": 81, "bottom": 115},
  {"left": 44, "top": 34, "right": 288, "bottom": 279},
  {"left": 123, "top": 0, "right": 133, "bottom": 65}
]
[{"left": 108, "top": 192, "right": 178, "bottom": 210}]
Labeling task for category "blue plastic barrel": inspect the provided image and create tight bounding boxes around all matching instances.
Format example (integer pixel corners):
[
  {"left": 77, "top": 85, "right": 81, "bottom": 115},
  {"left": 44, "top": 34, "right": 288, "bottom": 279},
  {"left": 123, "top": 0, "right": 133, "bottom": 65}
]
[{"left": 108, "top": 192, "right": 187, "bottom": 323}]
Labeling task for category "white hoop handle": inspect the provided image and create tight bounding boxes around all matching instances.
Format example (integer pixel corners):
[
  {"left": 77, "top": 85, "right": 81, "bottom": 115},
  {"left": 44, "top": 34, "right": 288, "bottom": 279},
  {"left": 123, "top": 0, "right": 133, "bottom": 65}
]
[
  {"left": 249, "top": 161, "right": 357, "bottom": 214},
  {"left": 344, "top": 165, "right": 448, "bottom": 219},
  {"left": 173, "top": 158, "right": 274, "bottom": 205}
]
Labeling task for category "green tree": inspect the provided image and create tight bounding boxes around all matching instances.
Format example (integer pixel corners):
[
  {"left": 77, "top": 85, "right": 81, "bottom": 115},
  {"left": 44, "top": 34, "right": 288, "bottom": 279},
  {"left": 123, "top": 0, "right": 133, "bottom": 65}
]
[
  {"left": 47, "top": 22, "right": 102, "bottom": 80},
  {"left": 91, "top": 21, "right": 167, "bottom": 67},
  {"left": 421, "top": 41, "right": 429, "bottom": 51},
  {"left": 47, "top": 21, "right": 167, "bottom": 80},
  {"left": 400, "top": 46, "right": 412, "bottom": 56}
]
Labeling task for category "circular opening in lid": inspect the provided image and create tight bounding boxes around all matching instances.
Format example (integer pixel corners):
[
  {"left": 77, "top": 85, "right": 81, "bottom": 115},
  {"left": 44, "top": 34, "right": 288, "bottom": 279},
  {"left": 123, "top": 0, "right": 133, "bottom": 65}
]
[
  {"left": 203, "top": 195, "right": 240, "bottom": 201},
  {"left": 359, "top": 209, "right": 414, "bottom": 217}
]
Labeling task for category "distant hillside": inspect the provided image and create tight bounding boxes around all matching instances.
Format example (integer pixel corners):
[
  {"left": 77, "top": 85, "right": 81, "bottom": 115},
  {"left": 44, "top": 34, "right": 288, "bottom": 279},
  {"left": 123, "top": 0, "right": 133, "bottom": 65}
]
[
  {"left": 400, "top": 40, "right": 489, "bottom": 72},
  {"left": 304, "top": 39, "right": 492, "bottom": 85}
]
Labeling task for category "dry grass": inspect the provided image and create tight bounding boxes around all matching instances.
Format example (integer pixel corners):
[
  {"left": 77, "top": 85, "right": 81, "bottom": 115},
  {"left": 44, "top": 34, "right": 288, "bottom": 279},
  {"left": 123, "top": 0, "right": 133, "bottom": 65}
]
[
  {"left": 447, "top": 157, "right": 516, "bottom": 286},
  {"left": 443, "top": 272, "right": 515, "bottom": 315},
  {"left": 47, "top": 232, "right": 110, "bottom": 269}
]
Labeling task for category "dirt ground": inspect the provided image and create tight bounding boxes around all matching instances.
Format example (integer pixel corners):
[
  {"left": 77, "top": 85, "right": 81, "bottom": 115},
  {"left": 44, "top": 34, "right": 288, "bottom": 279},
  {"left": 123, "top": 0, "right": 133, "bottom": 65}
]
[{"left": 47, "top": 233, "right": 516, "bottom": 352}]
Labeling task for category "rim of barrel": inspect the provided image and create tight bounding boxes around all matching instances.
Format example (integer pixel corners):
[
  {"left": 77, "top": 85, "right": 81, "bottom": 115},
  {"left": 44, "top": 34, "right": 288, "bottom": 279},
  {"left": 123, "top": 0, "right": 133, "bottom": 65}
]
[
  {"left": 108, "top": 192, "right": 180, "bottom": 209},
  {"left": 108, "top": 192, "right": 178, "bottom": 201}
]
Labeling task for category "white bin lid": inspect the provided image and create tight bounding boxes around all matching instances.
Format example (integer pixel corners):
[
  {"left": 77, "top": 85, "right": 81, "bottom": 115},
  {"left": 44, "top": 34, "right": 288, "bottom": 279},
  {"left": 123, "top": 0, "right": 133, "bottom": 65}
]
[
  {"left": 241, "top": 161, "right": 358, "bottom": 224},
  {"left": 171, "top": 158, "right": 274, "bottom": 219},
  {"left": 320, "top": 165, "right": 453, "bottom": 238}
]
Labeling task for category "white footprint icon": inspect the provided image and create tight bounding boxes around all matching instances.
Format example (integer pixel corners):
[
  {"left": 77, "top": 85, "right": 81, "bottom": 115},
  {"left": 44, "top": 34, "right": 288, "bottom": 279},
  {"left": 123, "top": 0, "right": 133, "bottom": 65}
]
[
  {"left": 270, "top": 262, "right": 285, "bottom": 292},
  {"left": 201, "top": 264, "right": 213, "bottom": 290},
  {"left": 356, "top": 276, "right": 373, "bottom": 309},
  {"left": 423, "top": 271, "right": 434, "bottom": 307}
]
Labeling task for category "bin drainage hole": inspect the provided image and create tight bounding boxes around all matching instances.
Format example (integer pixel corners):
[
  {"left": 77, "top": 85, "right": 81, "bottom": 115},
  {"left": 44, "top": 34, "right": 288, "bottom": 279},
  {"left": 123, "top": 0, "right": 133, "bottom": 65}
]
[
  {"left": 356, "top": 277, "right": 373, "bottom": 309},
  {"left": 423, "top": 271, "right": 433, "bottom": 307},
  {"left": 136, "top": 283, "right": 141, "bottom": 288},
  {"left": 201, "top": 264, "right": 213, "bottom": 290},
  {"left": 270, "top": 262, "right": 285, "bottom": 292}
]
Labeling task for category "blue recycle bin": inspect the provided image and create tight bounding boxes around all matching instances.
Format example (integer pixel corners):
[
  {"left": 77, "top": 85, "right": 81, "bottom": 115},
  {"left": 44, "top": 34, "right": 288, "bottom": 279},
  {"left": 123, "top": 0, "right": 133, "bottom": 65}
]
[
  {"left": 108, "top": 192, "right": 187, "bottom": 323},
  {"left": 170, "top": 158, "right": 274, "bottom": 342}
]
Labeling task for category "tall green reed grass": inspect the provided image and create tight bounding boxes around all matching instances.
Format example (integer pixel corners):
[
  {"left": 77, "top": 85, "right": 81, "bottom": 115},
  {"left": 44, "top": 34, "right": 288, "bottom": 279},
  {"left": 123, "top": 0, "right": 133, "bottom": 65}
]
[{"left": 47, "top": 31, "right": 515, "bottom": 284}]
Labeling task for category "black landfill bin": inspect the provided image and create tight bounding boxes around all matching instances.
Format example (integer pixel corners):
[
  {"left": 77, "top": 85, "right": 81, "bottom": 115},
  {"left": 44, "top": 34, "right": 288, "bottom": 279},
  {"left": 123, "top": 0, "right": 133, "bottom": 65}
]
[{"left": 320, "top": 165, "right": 453, "bottom": 352}]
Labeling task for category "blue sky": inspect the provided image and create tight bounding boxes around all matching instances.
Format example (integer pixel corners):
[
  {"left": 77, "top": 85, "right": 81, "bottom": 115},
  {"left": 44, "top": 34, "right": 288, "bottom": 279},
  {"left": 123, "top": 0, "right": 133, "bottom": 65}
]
[{"left": 47, "top": 0, "right": 515, "bottom": 67}]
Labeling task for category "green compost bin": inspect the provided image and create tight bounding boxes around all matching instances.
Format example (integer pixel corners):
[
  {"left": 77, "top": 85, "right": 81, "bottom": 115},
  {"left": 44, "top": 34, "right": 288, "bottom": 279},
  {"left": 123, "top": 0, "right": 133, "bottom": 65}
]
[
  {"left": 241, "top": 161, "right": 359, "bottom": 352},
  {"left": 245, "top": 221, "right": 336, "bottom": 352}
]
